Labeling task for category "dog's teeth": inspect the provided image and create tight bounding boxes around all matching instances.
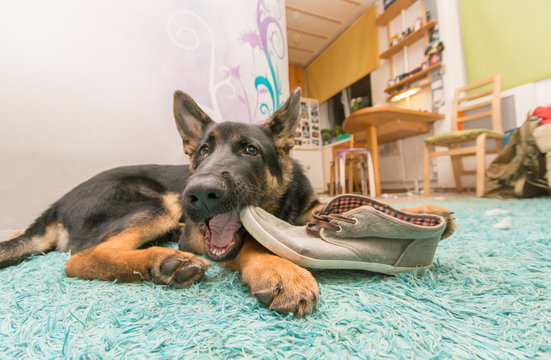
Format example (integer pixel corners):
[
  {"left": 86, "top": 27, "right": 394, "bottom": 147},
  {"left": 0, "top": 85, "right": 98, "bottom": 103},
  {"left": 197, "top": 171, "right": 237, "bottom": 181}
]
[{"left": 211, "top": 247, "right": 226, "bottom": 256}]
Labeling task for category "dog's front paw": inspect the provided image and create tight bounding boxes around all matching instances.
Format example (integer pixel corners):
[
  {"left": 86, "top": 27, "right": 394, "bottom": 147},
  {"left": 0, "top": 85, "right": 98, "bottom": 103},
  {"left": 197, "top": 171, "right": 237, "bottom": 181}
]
[
  {"left": 150, "top": 252, "right": 210, "bottom": 288},
  {"left": 245, "top": 258, "right": 319, "bottom": 316}
]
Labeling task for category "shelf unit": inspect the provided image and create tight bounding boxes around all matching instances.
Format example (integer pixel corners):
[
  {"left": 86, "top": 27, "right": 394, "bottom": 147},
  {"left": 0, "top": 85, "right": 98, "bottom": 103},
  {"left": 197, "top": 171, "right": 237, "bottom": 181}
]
[
  {"left": 377, "top": 0, "right": 438, "bottom": 102},
  {"left": 376, "top": 0, "right": 417, "bottom": 26},
  {"left": 380, "top": 19, "right": 438, "bottom": 59},
  {"left": 384, "top": 63, "right": 441, "bottom": 94}
]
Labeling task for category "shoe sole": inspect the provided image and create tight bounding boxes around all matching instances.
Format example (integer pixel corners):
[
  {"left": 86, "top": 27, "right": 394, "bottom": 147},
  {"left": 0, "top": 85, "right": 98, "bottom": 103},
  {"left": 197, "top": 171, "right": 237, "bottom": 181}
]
[{"left": 240, "top": 208, "right": 432, "bottom": 275}]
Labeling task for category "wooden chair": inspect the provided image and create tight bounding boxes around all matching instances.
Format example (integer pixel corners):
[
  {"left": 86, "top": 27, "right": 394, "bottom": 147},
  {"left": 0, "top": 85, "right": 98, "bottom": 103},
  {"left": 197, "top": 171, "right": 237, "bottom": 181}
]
[{"left": 423, "top": 74, "right": 503, "bottom": 197}]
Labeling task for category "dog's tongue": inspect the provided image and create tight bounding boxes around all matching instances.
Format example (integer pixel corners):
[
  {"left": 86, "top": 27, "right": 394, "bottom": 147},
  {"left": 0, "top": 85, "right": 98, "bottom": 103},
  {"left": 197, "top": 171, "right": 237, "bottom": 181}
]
[{"left": 208, "top": 211, "right": 241, "bottom": 247}]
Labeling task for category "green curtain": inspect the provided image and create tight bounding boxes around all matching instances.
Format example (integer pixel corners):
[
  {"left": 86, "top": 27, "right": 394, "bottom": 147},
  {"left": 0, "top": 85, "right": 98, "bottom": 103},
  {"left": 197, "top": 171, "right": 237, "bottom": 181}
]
[{"left": 459, "top": 0, "right": 551, "bottom": 90}]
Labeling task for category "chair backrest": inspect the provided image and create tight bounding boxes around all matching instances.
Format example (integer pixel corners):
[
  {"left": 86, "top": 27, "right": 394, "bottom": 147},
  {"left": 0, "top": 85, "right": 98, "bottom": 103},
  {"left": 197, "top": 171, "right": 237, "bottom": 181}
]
[{"left": 451, "top": 74, "right": 502, "bottom": 132}]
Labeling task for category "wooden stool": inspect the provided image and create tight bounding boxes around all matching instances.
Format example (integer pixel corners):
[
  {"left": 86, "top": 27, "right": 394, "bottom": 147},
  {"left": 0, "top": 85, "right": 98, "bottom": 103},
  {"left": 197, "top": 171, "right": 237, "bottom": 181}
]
[{"left": 334, "top": 148, "right": 376, "bottom": 197}]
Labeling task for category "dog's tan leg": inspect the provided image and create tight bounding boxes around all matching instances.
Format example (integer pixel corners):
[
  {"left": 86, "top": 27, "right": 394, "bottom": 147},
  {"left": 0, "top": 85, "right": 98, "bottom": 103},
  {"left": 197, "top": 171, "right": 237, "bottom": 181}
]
[
  {"left": 65, "top": 216, "right": 210, "bottom": 287},
  {"left": 10, "top": 230, "right": 23, "bottom": 239},
  {"left": 223, "top": 236, "right": 319, "bottom": 316},
  {"left": 402, "top": 204, "right": 456, "bottom": 239}
]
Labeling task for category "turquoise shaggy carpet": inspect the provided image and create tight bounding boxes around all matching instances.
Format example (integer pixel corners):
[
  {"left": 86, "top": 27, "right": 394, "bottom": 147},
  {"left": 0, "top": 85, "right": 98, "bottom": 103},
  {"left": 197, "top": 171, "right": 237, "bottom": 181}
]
[{"left": 1, "top": 198, "right": 549, "bottom": 359}]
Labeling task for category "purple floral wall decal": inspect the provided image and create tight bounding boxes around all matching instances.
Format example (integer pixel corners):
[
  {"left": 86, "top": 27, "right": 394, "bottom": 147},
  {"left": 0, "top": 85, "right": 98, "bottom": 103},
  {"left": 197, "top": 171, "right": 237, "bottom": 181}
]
[{"left": 167, "top": 0, "right": 289, "bottom": 124}]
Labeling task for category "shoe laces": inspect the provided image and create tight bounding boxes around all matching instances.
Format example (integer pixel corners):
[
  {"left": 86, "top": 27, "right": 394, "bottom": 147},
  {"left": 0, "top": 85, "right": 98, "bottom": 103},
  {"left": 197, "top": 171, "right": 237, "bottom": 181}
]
[
  {"left": 306, "top": 209, "right": 356, "bottom": 237},
  {"left": 306, "top": 208, "right": 371, "bottom": 261}
]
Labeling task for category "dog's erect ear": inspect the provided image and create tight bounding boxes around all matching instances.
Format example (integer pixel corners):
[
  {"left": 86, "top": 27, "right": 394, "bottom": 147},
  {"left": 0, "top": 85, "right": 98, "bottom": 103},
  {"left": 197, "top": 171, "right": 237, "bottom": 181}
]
[
  {"left": 261, "top": 87, "right": 301, "bottom": 150},
  {"left": 173, "top": 90, "right": 215, "bottom": 155}
]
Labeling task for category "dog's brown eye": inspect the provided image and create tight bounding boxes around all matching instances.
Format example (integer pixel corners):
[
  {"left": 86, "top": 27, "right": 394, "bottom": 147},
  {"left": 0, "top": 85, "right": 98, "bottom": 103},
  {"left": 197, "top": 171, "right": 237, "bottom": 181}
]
[
  {"left": 245, "top": 145, "right": 258, "bottom": 156},
  {"left": 198, "top": 144, "right": 209, "bottom": 157}
]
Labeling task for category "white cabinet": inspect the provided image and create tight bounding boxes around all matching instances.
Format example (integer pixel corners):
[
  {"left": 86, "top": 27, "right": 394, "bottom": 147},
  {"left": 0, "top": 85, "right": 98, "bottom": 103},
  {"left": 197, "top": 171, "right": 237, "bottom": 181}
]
[{"left": 291, "top": 148, "right": 324, "bottom": 192}]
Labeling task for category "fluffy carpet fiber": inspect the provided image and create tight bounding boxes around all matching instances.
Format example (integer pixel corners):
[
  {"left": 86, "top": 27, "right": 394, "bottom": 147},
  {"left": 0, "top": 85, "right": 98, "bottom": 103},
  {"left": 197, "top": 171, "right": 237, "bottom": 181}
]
[{"left": 1, "top": 198, "right": 549, "bottom": 359}]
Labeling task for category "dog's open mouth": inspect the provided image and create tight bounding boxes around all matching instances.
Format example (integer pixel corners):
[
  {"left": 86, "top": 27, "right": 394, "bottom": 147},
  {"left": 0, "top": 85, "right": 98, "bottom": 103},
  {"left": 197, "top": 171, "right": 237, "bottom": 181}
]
[{"left": 203, "top": 210, "right": 245, "bottom": 261}]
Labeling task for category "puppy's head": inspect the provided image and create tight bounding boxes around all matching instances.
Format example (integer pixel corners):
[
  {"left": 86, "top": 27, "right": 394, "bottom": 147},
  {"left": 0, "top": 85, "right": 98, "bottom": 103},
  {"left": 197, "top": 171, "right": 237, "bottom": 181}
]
[{"left": 173, "top": 88, "right": 301, "bottom": 261}]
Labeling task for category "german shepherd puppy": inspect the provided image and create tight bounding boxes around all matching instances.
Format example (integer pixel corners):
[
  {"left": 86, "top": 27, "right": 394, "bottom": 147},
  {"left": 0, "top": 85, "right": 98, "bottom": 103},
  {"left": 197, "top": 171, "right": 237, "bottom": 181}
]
[{"left": 0, "top": 88, "right": 324, "bottom": 316}]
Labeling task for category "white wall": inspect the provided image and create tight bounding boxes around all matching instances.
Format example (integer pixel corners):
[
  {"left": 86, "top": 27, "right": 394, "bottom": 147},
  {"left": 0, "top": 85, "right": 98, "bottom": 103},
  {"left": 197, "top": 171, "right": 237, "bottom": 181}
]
[
  {"left": 502, "top": 77, "right": 551, "bottom": 128},
  {"left": 535, "top": 77, "right": 551, "bottom": 106},
  {"left": 1, "top": 1, "right": 186, "bottom": 229},
  {"left": 0, "top": 0, "right": 288, "bottom": 230}
]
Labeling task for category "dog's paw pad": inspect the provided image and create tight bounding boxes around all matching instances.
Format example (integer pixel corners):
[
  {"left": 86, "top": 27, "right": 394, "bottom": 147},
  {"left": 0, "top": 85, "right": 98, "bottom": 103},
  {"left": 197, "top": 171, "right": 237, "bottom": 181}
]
[
  {"left": 174, "top": 265, "right": 202, "bottom": 283},
  {"left": 160, "top": 258, "right": 187, "bottom": 275},
  {"left": 151, "top": 254, "right": 209, "bottom": 288}
]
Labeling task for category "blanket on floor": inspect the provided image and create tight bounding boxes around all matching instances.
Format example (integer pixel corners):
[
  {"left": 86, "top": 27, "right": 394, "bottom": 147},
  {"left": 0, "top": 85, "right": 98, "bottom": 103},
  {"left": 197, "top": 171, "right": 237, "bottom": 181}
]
[{"left": 1, "top": 198, "right": 549, "bottom": 359}]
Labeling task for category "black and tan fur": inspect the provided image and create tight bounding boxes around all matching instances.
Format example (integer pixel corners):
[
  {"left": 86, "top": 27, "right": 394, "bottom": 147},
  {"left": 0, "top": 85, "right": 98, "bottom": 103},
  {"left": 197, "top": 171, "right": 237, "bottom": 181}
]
[
  {"left": 0, "top": 88, "right": 324, "bottom": 315},
  {"left": 0, "top": 88, "right": 455, "bottom": 316}
]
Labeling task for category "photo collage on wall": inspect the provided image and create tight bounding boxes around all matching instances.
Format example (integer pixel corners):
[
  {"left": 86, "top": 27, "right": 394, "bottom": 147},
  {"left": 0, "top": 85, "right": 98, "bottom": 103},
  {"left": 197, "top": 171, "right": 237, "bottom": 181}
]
[{"left": 294, "top": 98, "right": 321, "bottom": 148}]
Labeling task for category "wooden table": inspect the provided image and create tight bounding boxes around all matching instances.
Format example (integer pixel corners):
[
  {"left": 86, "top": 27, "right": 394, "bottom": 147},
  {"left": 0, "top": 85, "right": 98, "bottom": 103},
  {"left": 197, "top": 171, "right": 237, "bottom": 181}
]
[{"left": 342, "top": 106, "right": 445, "bottom": 196}]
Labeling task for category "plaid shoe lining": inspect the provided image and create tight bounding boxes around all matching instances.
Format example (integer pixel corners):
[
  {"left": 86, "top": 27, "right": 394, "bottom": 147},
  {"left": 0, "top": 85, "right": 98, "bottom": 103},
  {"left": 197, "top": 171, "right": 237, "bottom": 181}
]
[{"left": 326, "top": 196, "right": 442, "bottom": 227}]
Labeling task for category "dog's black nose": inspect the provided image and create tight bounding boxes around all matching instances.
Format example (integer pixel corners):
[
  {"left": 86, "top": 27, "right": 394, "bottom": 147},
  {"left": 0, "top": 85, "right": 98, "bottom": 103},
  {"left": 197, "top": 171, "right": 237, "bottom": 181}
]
[
  {"left": 183, "top": 176, "right": 225, "bottom": 217},
  {"left": 186, "top": 190, "right": 221, "bottom": 205}
]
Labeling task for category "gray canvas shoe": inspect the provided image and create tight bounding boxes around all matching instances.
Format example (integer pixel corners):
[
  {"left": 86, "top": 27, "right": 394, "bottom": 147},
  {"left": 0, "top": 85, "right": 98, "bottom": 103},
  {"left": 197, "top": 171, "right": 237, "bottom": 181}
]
[{"left": 240, "top": 195, "right": 453, "bottom": 274}]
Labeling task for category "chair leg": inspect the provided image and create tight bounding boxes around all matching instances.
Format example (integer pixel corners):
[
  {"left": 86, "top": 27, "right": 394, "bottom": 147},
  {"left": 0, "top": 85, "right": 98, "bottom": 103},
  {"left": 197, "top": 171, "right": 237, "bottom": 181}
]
[
  {"left": 365, "top": 151, "right": 376, "bottom": 198},
  {"left": 346, "top": 158, "right": 354, "bottom": 193},
  {"left": 338, "top": 155, "right": 346, "bottom": 195},
  {"left": 360, "top": 159, "right": 368, "bottom": 195},
  {"left": 475, "top": 133, "right": 488, "bottom": 197},
  {"left": 450, "top": 153, "right": 464, "bottom": 193},
  {"left": 495, "top": 138, "right": 503, "bottom": 153},
  {"left": 329, "top": 162, "right": 335, "bottom": 196},
  {"left": 423, "top": 143, "right": 431, "bottom": 196}
]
